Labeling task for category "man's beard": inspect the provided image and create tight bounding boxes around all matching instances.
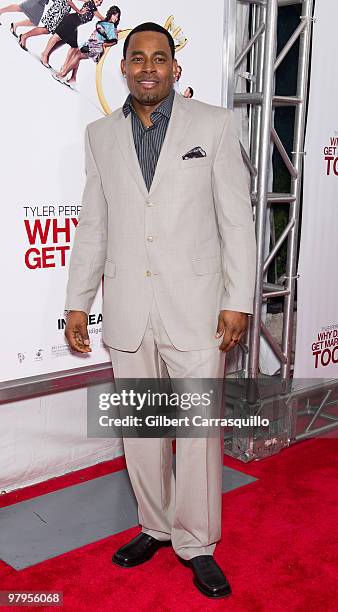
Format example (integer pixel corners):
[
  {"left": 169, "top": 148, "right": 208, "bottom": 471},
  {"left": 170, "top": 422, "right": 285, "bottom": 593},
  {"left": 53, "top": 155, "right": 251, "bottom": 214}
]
[
  {"left": 131, "top": 79, "right": 173, "bottom": 106},
  {"left": 137, "top": 92, "right": 161, "bottom": 105}
]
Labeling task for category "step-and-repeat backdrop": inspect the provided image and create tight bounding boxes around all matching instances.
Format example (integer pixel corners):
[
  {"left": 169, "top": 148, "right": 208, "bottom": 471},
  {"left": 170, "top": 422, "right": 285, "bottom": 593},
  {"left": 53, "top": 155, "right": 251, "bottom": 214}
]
[
  {"left": 1, "top": 0, "right": 226, "bottom": 382},
  {"left": 294, "top": 1, "right": 338, "bottom": 378}
]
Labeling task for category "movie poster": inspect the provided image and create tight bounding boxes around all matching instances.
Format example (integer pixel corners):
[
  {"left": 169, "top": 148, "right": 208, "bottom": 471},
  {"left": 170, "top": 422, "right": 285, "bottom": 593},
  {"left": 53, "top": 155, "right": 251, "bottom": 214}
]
[
  {"left": 294, "top": 1, "right": 338, "bottom": 378},
  {"left": 0, "top": 0, "right": 226, "bottom": 382}
]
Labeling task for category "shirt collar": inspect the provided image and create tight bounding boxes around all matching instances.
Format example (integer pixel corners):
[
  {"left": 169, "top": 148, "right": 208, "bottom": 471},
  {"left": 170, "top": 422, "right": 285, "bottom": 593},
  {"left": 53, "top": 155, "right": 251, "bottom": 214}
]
[{"left": 122, "top": 89, "right": 175, "bottom": 123}]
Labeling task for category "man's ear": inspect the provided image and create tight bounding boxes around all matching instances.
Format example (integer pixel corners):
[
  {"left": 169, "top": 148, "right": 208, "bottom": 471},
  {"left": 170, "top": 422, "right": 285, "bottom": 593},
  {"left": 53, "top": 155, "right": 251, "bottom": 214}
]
[
  {"left": 172, "top": 58, "right": 178, "bottom": 80},
  {"left": 120, "top": 58, "right": 126, "bottom": 77}
]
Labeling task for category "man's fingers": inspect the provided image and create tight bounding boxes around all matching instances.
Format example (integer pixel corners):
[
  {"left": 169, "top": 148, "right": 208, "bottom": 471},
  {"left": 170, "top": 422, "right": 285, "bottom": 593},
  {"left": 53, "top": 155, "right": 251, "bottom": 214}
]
[
  {"left": 78, "top": 321, "right": 90, "bottom": 346},
  {"left": 219, "top": 326, "right": 233, "bottom": 352},
  {"left": 72, "top": 323, "right": 91, "bottom": 352},
  {"left": 219, "top": 326, "right": 245, "bottom": 352},
  {"left": 236, "top": 329, "right": 245, "bottom": 344},
  {"left": 65, "top": 312, "right": 91, "bottom": 353},
  {"left": 216, "top": 311, "right": 249, "bottom": 352},
  {"left": 215, "top": 315, "right": 225, "bottom": 338},
  {"left": 67, "top": 328, "right": 91, "bottom": 353}
]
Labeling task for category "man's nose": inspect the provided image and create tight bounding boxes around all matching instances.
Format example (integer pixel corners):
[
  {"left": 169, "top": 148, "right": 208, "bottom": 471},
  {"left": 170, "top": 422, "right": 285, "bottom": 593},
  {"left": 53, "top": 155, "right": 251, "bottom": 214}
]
[{"left": 142, "top": 59, "right": 156, "bottom": 72}]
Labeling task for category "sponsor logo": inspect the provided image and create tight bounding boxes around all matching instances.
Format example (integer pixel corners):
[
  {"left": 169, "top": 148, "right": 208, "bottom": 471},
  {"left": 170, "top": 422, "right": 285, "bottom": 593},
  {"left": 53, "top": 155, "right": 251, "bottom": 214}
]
[{"left": 51, "top": 344, "right": 71, "bottom": 358}]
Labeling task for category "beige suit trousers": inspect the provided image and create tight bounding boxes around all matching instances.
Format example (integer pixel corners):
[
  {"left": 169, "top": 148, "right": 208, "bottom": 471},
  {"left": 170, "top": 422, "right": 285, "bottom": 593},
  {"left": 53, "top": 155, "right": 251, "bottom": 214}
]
[{"left": 109, "top": 296, "right": 226, "bottom": 560}]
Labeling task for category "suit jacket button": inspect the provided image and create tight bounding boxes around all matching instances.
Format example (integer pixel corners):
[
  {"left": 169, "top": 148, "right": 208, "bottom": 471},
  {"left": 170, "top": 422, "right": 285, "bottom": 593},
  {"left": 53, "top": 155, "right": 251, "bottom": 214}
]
[
  {"left": 146, "top": 270, "right": 152, "bottom": 277},
  {"left": 147, "top": 235, "right": 154, "bottom": 242},
  {"left": 146, "top": 201, "right": 154, "bottom": 207}
]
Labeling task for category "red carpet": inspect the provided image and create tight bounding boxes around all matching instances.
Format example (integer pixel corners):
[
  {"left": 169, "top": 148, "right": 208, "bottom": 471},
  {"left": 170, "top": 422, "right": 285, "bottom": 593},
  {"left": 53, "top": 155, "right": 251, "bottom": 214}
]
[{"left": 0, "top": 438, "right": 337, "bottom": 611}]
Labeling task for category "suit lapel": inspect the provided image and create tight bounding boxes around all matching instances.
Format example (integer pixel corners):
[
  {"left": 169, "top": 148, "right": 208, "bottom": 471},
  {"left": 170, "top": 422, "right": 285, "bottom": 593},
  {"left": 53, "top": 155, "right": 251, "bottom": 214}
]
[
  {"left": 112, "top": 92, "right": 191, "bottom": 199},
  {"left": 149, "top": 92, "right": 191, "bottom": 196},
  {"left": 112, "top": 109, "right": 149, "bottom": 199}
]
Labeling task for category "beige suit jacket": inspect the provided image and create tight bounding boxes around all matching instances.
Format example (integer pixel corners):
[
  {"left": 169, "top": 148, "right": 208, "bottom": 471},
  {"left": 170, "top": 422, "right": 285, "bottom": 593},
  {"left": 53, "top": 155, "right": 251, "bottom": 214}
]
[{"left": 65, "top": 92, "right": 256, "bottom": 351}]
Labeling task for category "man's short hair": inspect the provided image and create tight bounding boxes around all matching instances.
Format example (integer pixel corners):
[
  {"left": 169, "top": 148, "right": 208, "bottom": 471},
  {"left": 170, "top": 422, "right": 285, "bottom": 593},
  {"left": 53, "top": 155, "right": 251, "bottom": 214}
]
[{"left": 123, "top": 22, "right": 175, "bottom": 59}]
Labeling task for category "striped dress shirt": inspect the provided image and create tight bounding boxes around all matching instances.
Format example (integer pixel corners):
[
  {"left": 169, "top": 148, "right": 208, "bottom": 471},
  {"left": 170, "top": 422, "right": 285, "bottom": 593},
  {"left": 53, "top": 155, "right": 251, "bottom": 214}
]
[{"left": 122, "top": 89, "right": 175, "bottom": 191}]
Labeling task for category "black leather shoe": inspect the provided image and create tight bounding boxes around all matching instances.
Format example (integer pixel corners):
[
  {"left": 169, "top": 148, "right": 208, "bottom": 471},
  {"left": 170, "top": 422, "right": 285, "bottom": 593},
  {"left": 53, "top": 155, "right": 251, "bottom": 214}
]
[
  {"left": 112, "top": 533, "right": 171, "bottom": 568},
  {"left": 184, "top": 555, "right": 232, "bottom": 598}
]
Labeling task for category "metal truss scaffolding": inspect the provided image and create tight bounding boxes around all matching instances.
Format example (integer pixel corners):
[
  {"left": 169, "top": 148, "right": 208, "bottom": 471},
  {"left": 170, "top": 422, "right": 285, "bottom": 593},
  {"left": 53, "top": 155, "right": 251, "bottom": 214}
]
[
  {"left": 223, "top": 0, "right": 314, "bottom": 379},
  {"left": 222, "top": 0, "right": 338, "bottom": 459}
]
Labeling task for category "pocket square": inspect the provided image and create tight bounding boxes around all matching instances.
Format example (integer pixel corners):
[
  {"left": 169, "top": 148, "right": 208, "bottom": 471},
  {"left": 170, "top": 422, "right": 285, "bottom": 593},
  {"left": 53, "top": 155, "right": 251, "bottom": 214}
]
[{"left": 182, "top": 146, "right": 207, "bottom": 160}]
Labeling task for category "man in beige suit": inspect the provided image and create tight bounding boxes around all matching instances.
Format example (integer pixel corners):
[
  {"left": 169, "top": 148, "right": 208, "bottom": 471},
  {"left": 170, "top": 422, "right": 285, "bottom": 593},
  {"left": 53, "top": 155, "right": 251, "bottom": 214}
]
[{"left": 65, "top": 22, "right": 256, "bottom": 598}]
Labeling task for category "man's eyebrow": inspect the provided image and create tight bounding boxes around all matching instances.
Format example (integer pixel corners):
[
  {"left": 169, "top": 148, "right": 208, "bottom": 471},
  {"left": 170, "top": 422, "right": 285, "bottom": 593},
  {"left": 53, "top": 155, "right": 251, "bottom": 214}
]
[{"left": 129, "top": 50, "right": 169, "bottom": 57}]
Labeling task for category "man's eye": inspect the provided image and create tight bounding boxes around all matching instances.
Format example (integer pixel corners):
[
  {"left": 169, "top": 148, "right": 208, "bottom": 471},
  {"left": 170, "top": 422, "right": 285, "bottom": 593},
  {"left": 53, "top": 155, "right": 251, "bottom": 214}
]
[
  {"left": 132, "top": 57, "right": 143, "bottom": 62},
  {"left": 155, "top": 57, "right": 166, "bottom": 63}
]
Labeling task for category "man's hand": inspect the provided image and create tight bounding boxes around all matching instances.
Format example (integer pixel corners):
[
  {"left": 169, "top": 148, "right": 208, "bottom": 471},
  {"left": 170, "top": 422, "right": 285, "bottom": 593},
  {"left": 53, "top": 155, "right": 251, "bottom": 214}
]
[
  {"left": 215, "top": 310, "right": 248, "bottom": 353},
  {"left": 65, "top": 311, "right": 91, "bottom": 353}
]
